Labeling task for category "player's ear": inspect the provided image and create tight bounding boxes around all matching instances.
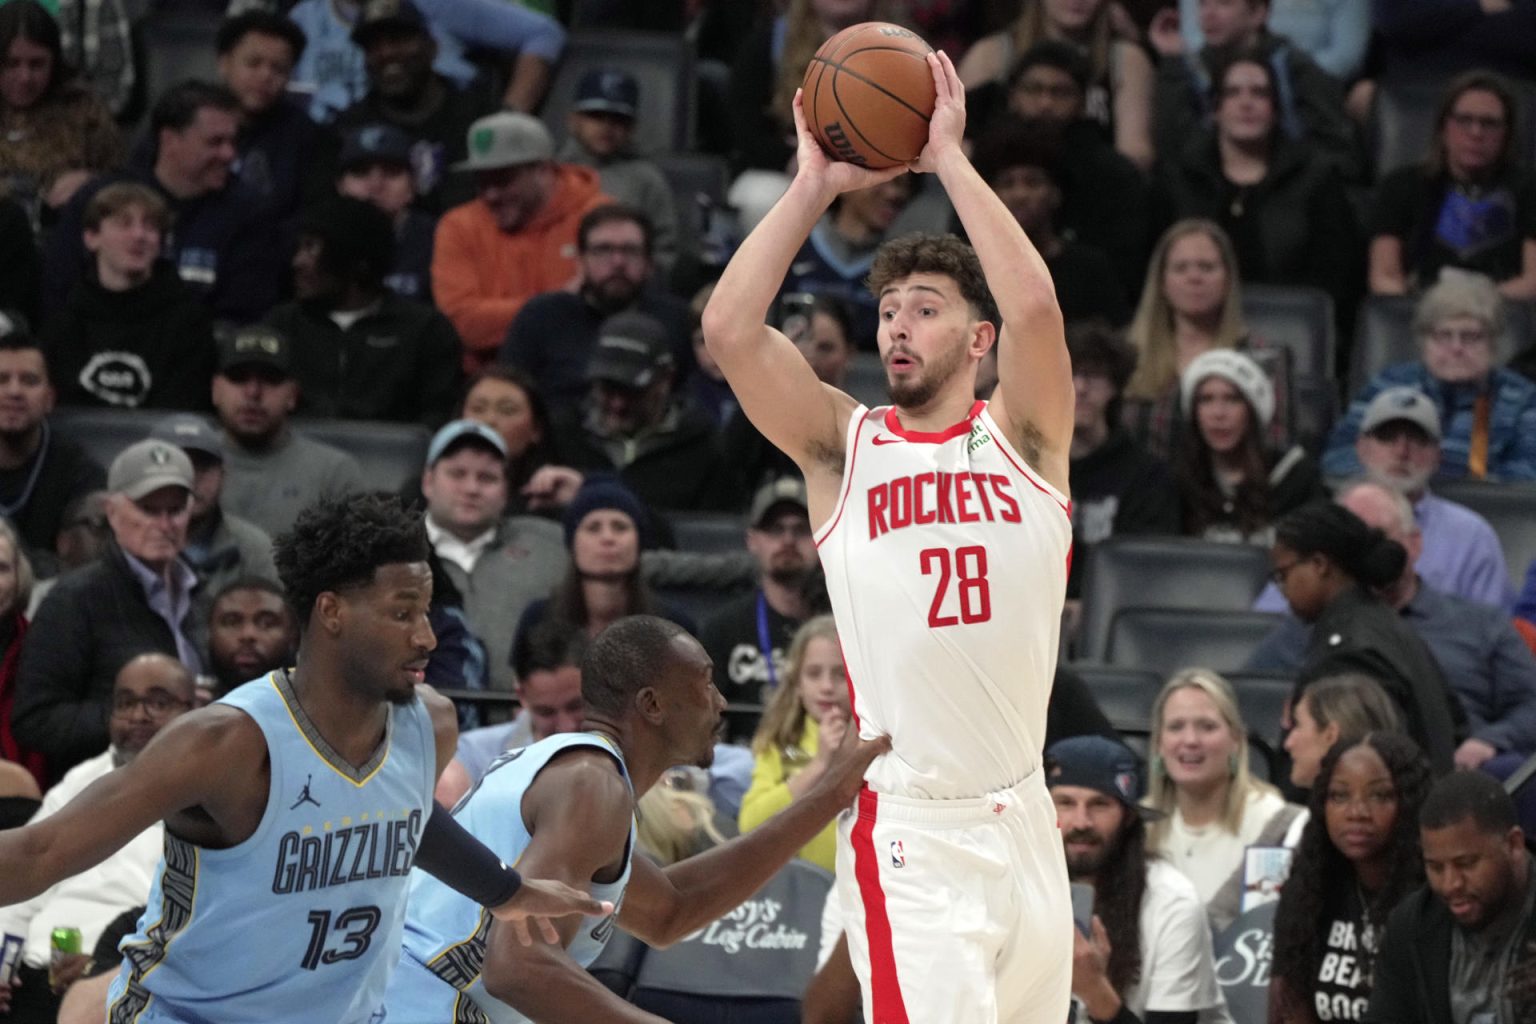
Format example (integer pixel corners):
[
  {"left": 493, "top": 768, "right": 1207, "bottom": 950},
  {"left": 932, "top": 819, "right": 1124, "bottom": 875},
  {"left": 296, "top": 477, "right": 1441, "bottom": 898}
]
[
  {"left": 635, "top": 685, "right": 665, "bottom": 725},
  {"left": 314, "top": 590, "right": 345, "bottom": 636},
  {"left": 969, "top": 319, "right": 996, "bottom": 359}
]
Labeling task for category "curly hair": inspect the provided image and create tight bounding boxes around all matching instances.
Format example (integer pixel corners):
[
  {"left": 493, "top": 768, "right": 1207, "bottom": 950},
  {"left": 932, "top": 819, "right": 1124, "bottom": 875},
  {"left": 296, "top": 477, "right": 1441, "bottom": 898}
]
[
  {"left": 866, "top": 233, "right": 999, "bottom": 326},
  {"left": 1095, "top": 812, "right": 1150, "bottom": 996},
  {"left": 273, "top": 492, "right": 430, "bottom": 628},
  {"left": 1269, "top": 733, "right": 1432, "bottom": 1024}
]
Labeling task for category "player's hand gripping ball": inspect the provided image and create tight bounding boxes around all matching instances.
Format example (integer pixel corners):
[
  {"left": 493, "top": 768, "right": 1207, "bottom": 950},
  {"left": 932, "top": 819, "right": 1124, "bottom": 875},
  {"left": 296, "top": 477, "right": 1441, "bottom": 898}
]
[{"left": 801, "top": 22, "right": 938, "bottom": 169}]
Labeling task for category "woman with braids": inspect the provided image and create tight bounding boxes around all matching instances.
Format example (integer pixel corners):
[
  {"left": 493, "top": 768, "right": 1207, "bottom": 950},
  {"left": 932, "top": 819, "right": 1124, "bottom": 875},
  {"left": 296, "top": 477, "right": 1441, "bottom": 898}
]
[
  {"left": 1268, "top": 733, "right": 1432, "bottom": 1023},
  {"left": 1270, "top": 501, "right": 1466, "bottom": 775}
]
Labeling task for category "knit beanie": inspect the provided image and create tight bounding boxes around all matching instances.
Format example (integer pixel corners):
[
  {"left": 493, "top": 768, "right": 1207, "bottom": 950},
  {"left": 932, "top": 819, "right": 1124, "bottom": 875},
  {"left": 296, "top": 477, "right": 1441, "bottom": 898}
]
[
  {"left": 1179, "top": 349, "right": 1275, "bottom": 428},
  {"left": 562, "top": 477, "right": 650, "bottom": 549}
]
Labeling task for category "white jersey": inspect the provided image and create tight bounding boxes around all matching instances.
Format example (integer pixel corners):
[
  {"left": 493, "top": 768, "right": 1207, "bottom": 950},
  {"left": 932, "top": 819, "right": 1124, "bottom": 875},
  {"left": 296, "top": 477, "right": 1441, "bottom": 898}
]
[{"left": 816, "top": 401, "right": 1071, "bottom": 799}]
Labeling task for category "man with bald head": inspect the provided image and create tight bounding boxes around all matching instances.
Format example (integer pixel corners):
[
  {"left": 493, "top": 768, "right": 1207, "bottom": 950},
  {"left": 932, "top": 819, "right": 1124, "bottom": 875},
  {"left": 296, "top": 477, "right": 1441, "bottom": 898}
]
[
  {"left": 1249, "top": 480, "right": 1536, "bottom": 768},
  {"left": 0, "top": 653, "right": 195, "bottom": 1019}
]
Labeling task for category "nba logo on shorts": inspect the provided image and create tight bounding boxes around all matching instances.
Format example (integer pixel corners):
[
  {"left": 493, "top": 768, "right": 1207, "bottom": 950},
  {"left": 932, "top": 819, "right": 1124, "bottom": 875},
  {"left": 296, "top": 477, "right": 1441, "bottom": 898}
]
[{"left": 889, "top": 840, "right": 906, "bottom": 869}]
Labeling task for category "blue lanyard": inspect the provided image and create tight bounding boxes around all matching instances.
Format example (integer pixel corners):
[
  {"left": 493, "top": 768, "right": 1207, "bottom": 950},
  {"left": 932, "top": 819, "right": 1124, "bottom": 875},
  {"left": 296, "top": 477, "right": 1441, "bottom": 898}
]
[{"left": 755, "top": 589, "right": 779, "bottom": 691}]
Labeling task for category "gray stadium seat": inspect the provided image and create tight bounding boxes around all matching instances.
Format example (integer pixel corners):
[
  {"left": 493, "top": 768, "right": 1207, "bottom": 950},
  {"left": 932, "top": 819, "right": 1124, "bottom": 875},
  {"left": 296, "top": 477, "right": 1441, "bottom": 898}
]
[
  {"left": 669, "top": 512, "right": 745, "bottom": 555},
  {"left": 1429, "top": 480, "right": 1536, "bottom": 589},
  {"left": 1241, "top": 284, "right": 1335, "bottom": 381},
  {"left": 1067, "top": 663, "right": 1162, "bottom": 735},
  {"left": 1348, "top": 296, "right": 1534, "bottom": 397},
  {"left": 654, "top": 152, "right": 729, "bottom": 256},
  {"left": 540, "top": 30, "right": 696, "bottom": 156},
  {"left": 1105, "top": 609, "right": 1285, "bottom": 676},
  {"left": 1225, "top": 672, "right": 1295, "bottom": 740},
  {"left": 50, "top": 406, "right": 163, "bottom": 467},
  {"left": 1077, "top": 537, "right": 1275, "bottom": 663},
  {"left": 289, "top": 418, "right": 431, "bottom": 493},
  {"left": 133, "top": 8, "right": 223, "bottom": 132}
]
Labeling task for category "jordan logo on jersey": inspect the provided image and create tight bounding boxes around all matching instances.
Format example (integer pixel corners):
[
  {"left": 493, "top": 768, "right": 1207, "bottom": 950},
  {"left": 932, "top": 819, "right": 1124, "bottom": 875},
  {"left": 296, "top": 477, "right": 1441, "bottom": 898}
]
[
  {"left": 290, "top": 774, "right": 321, "bottom": 810},
  {"left": 867, "top": 472, "right": 1022, "bottom": 541}
]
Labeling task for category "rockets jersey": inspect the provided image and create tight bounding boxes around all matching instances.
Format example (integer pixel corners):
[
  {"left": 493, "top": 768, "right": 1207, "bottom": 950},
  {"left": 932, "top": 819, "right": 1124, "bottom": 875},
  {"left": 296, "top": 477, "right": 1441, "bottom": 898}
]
[
  {"left": 816, "top": 401, "right": 1071, "bottom": 799},
  {"left": 106, "top": 671, "right": 436, "bottom": 1024},
  {"left": 386, "top": 732, "right": 634, "bottom": 1024}
]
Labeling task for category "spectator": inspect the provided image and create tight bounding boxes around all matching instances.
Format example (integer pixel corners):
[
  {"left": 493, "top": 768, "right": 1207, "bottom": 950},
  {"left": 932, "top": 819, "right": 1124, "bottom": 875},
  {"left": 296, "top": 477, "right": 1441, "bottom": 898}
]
[
  {"left": 0, "top": 324, "right": 104, "bottom": 573},
  {"left": 959, "top": 0, "right": 1156, "bottom": 170},
  {"left": 215, "top": 12, "right": 324, "bottom": 221},
  {"left": 1148, "top": 0, "right": 1358, "bottom": 178},
  {"left": 1368, "top": 72, "right": 1536, "bottom": 301},
  {"left": 334, "top": 122, "right": 437, "bottom": 302},
  {"left": 547, "top": 312, "right": 730, "bottom": 512},
  {"left": 432, "top": 111, "right": 610, "bottom": 373},
  {"left": 500, "top": 203, "right": 690, "bottom": 407},
  {"left": 1047, "top": 734, "right": 1229, "bottom": 1023},
  {"left": 557, "top": 68, "right": 680, "bottom": 272},
  {"left": 1122, "top": 218, "right": 1285, "bottom": 459},
  {"left": 1064, "top": 322, "right": 1180, "bottom": 614},
  {"left": 1365, "top": 770, "right": 1536, "bottom": 1024},
  {"left": 40, "top": 492, "right": 109, "bottom": 607},
  {"left": 699, "top": 476, "right": 818, "bottom": 710},
  {"left": 1269, "top": 733, "right": 1432, "bottom": 1023},
  {"left": 780, "top": 173, "right": 917, "bottom": 350},
  {"left": 1271, "top": 501, "right": 1464, "bottom": 774},
  {"left": 971, "top": 116, "right": 1129, "bottom": 326},
  {"left": 1325, "top": 275, "right": 1536, "bottom": 481},
  {"left": 1154, "top": 50, "right": 1360, "bottom": 315},
  {"left": 0, "top": 203, "right": 38, "bottom": 321},
  {"left": 0, "top": 521, "right": 38, "bottom": 789},
  {"left": 43, "top": 182, "right": 217, "bottom": 410},
  {"left": 0, "top": 0, "right": 121, "bottom": 222},
  {"left": 1144, "top": 667, "right": 1303, "bottom": 931},
  {"left": 1175, "top": 0, "right": 1371, "bottom": 82},
  {"left": 1000, "top": 42, "right": 1151, "bottom": 301},
  {"left": 149, "top": 414, "right": 278, "bottom": 602},
  {"left": 42, "top": 80, "right": 284, "bottom": 324},
  {"left": 509, "top": 478, "right": 694, "bottom": 673},
  {"left": 687, "top": 282, "right": 740, "bottom": 428},
  {"left": 740, "top": 614, "right": 848, "bottom": 873},
  {"left": 206, "top": 576, "right": 295, "bottom": 695},
  {"left": 1284, "top": 672, "right": 1403, "bottom": 791},
  {"left": 420, "top": 418, "right": 565, "bottom": 691},
  {"left": 331, "top": 0, "right": 489, "bottom": 214},
  {"left": 0, "top": 654, "right": 193, "bottom": 1024},
  {"left": 11, "top": 440, "right": 203, "bottom": 778},
  {"left": 266, "top": 196, "right": 462, "bottom": 425},
  {"left": 1176, "top": 349, "right": 1321, "bottom": 544},
  {"left": 211, "top": 324, "right": 365, "bottom": 538},
  {"left": 458, "top": 365, "right": 555, "bottom": 516}
]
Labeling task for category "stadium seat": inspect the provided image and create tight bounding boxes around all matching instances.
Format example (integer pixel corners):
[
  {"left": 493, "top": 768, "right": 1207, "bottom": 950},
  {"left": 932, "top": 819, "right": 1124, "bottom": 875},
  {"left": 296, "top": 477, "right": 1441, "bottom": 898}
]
[
  {"left": 1429, "top": 480, "right": 1536, "bottom": 589},
  {"left": 134, "top": 6, "right": 223, "bottom": 132},
  {"left": 50, "top": 406, "right": 164, "bottom": 467},
  {"left": 1225, "top": 672, "right": 1294, "bottom": 741},
  {"left": 1369, "top": 74, "right": 1536, "bottom": 179},
  {"left": 1077, "top": 537, "right": 1275, "bottom": 663},
  {"left": 1351, "top": 298, "right": 1535, "bottom": 398},
  {"left": 1105, "top": 609, "right": 1286, "bottom": 676},
  {"left": 1066, "top": 663, "right": 1162, "bottom": 734},
  {"left": 540, "top": 30, "right": 696, "bottom": 156},
  {"left": 587, "top": 928, "right": 645, "bottom": 998},
  {"left": 669, "top": 512, "right": 746, "bottom": 555},
  {"left": 1241, "top": 284, "right": 1335, "bottom": 381},
  {"left": 843, "top": 352, "right": 887, "bottom": 410},
  {"left": 654, "top": 152, "right": 730, "bottom": 255},
  {"left": 290, "top": 418, "right": 431, "bottom": 494},
  {"left": 1291, "top": 374, "right": 1337, "bottom": 455}
]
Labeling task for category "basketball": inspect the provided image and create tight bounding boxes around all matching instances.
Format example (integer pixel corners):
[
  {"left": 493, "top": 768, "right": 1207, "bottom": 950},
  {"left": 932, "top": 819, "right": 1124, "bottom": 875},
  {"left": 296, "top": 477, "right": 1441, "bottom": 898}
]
[{"left": 802, "top": 22, "right": 937, "bottom": 170}]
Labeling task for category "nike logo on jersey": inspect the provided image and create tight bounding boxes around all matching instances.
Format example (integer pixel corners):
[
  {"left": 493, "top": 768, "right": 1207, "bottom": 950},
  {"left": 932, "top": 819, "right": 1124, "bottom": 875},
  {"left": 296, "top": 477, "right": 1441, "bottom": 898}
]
[{"left": 872, "top": 435, "right": 903, "bottom": 446}]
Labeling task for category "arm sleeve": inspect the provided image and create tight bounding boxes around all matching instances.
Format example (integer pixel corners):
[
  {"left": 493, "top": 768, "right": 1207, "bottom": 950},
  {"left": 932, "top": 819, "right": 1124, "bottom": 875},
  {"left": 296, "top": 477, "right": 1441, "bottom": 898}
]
[
  {"left": 416, "top": 0, "right": 565, "bottom": 61},
  {"left": 737, "top": 745, "right": 794, "bottom": 835},
  {"left": 10, "top": 587, "right": 111, "bottom": 763},
  {"left": 415, "top": 800, "right": 523, "bottom": 907},
  {"left": 1494, "top": 393, "right": 1536, "bottom": 482},
  {"left": 1475, "top": 622, "right": 1536, "bottom": 752}
]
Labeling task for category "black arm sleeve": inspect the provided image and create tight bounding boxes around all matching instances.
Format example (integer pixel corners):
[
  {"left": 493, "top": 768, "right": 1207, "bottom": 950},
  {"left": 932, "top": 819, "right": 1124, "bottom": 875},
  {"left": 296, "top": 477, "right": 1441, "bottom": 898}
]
[{"left": 415, "top": 801, "right": 523, "bottom": 907}]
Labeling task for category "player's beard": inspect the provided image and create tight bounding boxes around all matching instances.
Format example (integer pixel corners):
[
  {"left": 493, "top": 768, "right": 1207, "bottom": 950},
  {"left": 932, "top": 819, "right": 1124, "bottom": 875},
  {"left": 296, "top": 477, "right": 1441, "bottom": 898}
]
[{"left": 886, "top": 340, "right": 968, "bottom": 410}]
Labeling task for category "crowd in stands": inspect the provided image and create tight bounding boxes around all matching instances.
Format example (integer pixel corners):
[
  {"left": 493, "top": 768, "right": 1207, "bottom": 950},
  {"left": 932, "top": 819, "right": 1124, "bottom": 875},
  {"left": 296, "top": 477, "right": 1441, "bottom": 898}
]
[{"left": 1, "top": 0, "right": 1535, "bottom": 1020}]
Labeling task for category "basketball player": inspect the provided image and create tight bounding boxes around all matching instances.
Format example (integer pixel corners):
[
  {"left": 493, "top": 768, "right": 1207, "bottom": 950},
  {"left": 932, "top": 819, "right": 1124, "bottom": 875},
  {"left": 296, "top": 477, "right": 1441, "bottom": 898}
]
[
  {"left": 702, "top": 51, "right": 1075, "bottom": 1023},
  {"left": 0, "top": 494, "right": 609, "bottom": 1024},
  {"left": 386, "top": 615, "right": 888, "bottom": 1022}
]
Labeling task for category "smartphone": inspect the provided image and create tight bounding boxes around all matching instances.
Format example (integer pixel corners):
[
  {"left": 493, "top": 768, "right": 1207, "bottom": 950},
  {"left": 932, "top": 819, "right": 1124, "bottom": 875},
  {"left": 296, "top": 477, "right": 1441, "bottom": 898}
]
[{"left": 1070, "top": 882, "right": 1095, "bottom": 938}]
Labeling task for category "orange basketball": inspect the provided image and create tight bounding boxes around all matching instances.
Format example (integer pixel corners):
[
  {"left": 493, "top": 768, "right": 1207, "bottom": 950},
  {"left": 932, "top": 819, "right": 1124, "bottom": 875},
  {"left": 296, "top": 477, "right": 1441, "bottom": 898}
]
[{"left": 802, "top": 22, "right": 937, "bottom": 170}]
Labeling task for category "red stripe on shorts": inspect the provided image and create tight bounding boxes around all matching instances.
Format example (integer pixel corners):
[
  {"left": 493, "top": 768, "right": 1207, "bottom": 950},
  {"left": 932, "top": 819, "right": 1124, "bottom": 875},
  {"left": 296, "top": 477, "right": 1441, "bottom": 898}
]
[{"left": 852, "top": 787, "right": 910, "bottom": 1024}]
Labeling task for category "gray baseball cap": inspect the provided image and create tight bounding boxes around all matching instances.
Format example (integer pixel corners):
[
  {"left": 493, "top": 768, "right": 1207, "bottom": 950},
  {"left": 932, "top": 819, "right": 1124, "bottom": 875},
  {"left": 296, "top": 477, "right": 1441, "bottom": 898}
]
[
  {"left": 1359, "top": 387, "right": 1442, "bottom": 441},
  {"left": 108, "top": 440, "right": 194, "bottom": 501},
  {"left": 151, "top": 414, "right": 224, "bottom": 461},
  {"left": 453, "top": 112, "right": 554, "bottom": 172},
  {"left": 749, "top": 476, "right": 808, "bottom": 528}
]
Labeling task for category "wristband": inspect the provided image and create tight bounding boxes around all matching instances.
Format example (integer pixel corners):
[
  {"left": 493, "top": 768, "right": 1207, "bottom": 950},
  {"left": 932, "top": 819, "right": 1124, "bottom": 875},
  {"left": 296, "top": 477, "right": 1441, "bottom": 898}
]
[{"left": 416, "top": 801, "right": 524, "bottom": 907}]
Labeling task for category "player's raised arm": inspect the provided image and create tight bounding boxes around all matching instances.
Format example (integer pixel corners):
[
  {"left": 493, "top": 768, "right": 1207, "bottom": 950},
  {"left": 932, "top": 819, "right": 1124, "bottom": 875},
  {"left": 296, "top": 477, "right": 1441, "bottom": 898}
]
[
  {"left": 701, "top": 92, "right": 905, "bottom": 475},
  {"left": 914, "top": 51, "right": 1073, "bottom": 489}
]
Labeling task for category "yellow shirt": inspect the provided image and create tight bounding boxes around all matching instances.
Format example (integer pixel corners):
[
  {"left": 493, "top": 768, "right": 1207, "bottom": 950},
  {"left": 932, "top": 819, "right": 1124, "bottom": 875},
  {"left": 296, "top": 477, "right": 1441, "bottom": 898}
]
[{"left": 738, "top": 718, "right": 838, "bottom": 873}]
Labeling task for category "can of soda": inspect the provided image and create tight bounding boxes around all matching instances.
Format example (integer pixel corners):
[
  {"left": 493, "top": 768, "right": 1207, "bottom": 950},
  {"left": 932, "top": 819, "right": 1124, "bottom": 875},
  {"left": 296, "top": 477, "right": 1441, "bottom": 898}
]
[{"left": 49, "top": 926, "right": 82, "bottom": 988}]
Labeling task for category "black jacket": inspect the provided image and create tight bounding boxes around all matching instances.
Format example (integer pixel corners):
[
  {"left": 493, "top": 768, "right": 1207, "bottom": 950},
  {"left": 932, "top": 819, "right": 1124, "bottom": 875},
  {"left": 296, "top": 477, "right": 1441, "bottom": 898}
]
[
  {"left": 549, "top": 401, "right": 731, "bottom": 512},
  {"left": 11, "top": 544, "right": 205, "bottom": 777},
  {"left": 0, "top": 425, "right": 105, "bottom": 577}
]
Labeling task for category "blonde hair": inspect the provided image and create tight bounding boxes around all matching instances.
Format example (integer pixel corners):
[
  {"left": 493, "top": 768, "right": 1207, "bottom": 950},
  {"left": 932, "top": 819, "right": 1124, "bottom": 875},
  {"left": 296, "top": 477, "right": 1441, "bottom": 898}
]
[
  {"left": 0, "top": 519, "right": 35, "bottom": 614},
  {"left": 1301, "top": 673, "right": 1403, "bottom": 744},
  {"left": 636, "top": 783, "right": 725, "bottom": 866},
  {"left": 1124, "top": 219, "right": 1248, "bottom": 401},
  {"left": 770, "top": 0, "right": 908, "bottom": 132},
  {"left": 1008, "top": 0, "right": 1113, "bottom": 87},
  {"left": 1145, "top": 668, "right": 1279, "bottom": 850},
  {"left": 751, "top": 614, "right": 840, "bottom": 756}
]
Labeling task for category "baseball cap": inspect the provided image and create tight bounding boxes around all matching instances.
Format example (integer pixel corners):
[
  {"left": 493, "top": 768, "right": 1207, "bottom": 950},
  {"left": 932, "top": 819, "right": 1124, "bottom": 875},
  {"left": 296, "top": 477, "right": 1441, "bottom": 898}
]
[
  {"left": 218, "top": 325, "right": 291, "bottom": 376},
  {"left": 1045, "top": 735, "right": 1164, "bottom": 820},
  {"left": 574, "top": 68, "right": 639, "bottom": 118},
  {"left": 338, "top": 122, "right": 414, "bottom": 172},
  {"left": 426, "top": 418, "right": 509, "bottom": 466},
  {"left": 151, "top": 414, "right": 224, "bottom": 461},
  {"left": 452, "top": 112, "right": 554, "bottom": 172},
  {"left": 1359, "top": 386, "right": 1442, "bottom": 441},
  {"left": 749, "top": 477, "right": 809, "bottom": 529},
  {"left": 586, "top": 312, "right": 673, "bottom": 389},
  {"left": 108, "top": 440, "right": 195, "bottom": 501},
  {"left": 351, "top": 0, "right": 427, "bottom": 45}
]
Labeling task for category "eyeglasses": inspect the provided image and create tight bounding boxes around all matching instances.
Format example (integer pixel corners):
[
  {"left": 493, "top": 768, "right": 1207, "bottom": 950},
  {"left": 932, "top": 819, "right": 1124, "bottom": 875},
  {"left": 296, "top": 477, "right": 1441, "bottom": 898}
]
[
  {"left": 1425, "top": 327, "right": 1491, "bottom": 348},
  {"left": 1269, "top": 560, "right": 1303, "bottom": 586},
  {"left": 112, "top": 692, "right": 192, "bottom": 716},
  {"left": 1448, "top": 112, "right": 1506, "bottom": 133}
]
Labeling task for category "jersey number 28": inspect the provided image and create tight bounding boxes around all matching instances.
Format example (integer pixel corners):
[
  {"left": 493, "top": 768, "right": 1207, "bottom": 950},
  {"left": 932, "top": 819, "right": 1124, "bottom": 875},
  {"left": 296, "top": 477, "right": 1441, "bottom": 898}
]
[{"left": 920, "top": 546, "right": 992, "bottom": 627}]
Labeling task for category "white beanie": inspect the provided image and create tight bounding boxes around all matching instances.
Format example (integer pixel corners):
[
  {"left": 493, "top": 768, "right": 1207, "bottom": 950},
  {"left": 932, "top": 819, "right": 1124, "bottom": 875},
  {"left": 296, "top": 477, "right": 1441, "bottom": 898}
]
[{"left": 1179, "top": 349, "right": 1275, "bottom": 428}]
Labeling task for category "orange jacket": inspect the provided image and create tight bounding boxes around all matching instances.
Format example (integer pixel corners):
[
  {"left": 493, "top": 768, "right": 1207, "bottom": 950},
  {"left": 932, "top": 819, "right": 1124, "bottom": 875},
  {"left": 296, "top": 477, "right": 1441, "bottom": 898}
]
[{"left": 432, "top": 164, "right": 610, "bottom": 373}]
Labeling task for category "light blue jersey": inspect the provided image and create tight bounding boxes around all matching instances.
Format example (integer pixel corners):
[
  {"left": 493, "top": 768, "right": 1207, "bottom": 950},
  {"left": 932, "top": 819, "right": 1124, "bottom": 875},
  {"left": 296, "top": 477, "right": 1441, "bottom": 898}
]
[
  {"left": 107, "top": 671, "right": 435, "bottom": 1024},
  {"left": 385, "top": 732, "right": 634, "bottom": 1024}
]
